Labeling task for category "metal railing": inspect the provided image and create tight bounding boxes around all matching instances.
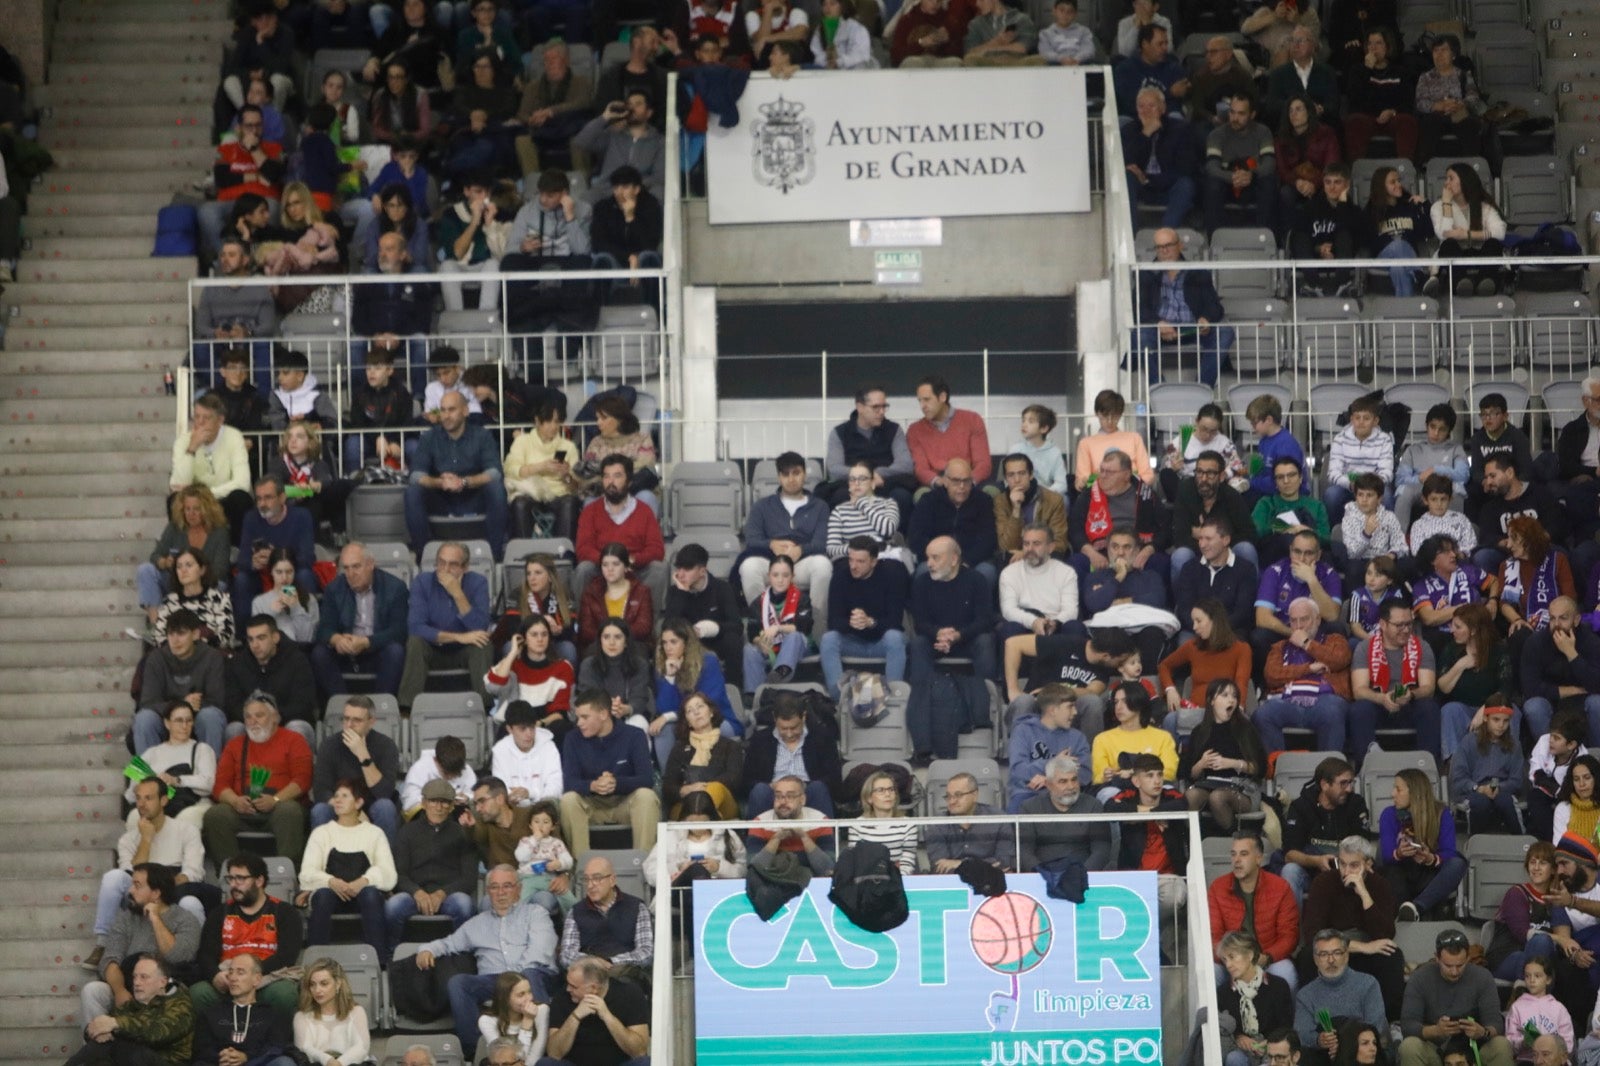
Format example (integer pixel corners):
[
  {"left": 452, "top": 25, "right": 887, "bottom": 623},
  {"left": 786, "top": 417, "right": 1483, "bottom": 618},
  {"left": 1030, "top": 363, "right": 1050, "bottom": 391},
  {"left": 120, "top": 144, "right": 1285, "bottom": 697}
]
[
  {"left": 648, "top": 809, "right": 1220, "bottom": 1066},
  {"left": 185, "top": 270, "right": 679, "bottom": 477}
]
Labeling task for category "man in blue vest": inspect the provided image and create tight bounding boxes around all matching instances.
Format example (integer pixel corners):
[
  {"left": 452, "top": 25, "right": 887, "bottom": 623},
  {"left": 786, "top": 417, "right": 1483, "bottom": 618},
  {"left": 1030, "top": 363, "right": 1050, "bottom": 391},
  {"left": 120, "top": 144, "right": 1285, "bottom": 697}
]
[
  {"left": 821, "top": 385, "right": 917, "bottom": 518},
  {"left": 557, "top": 855, "right": 654, "bottom": 976}
]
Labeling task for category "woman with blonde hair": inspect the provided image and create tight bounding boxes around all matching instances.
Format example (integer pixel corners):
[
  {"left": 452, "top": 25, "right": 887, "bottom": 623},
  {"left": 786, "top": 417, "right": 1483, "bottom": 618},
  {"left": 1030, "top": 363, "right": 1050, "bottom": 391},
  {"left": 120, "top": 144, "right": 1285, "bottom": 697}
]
[
  {"left": 849, "top": 769, "right": 919, "bottom": 875},
  {"left": 1378, "top": 766, "right": 1467, "bottom": 921},
  {"left": 293, "top": 956, "right": 373, "bottom": 1066},
  {"left": 136, "top": 485, "right": 230, "bottom": 633}
]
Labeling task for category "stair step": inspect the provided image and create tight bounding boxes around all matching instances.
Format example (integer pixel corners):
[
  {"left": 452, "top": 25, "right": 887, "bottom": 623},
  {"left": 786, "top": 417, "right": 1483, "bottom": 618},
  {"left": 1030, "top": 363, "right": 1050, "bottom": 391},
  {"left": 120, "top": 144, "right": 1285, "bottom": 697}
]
[
  {"left": 0, "top": 793, "right": 126, "bottom": 827},
  {"left": 8, "top": 257, "right": 195, "bottom": 283},
  {"left": 0, "top": 617, "right": 139, "bottom": 643},
  {"left": 0, "top": 739, "right": 127, "bottom": 769},
  {"left": 0, "top": 497, "right": 171, "bottom": 522},
  {"left": 0, "top": 769, "right": 131, "bottom": 801},
  {"left": 0, "top": 970, "right": 97, "bottom": 1000},
  {"left": 6, "top": 305, "right": 190, "bottom": 331},
  {"left": 0, "top": 542, "right": 151, "bottom": 568},
  {"left": 5, "top": 323, "right": 190, "bottom": 350},
  {"left": 0, "top": 904, "right": 96, "bottom": 941},
  {"left": 0, "top": 425, "right": 173, "bottom": 452},
  {"left": 0, "top": 692, "right": 132, "bottom": 722},
  {"left": 4, "top": 372, "right": 175, "bottom": 401},
  {"left": 2, "top": 280, "right": 187, "bottom": 307},
  {"left": 52, "top": 16, "right": 231, "bottom": 41},
  {"left": 40, "top": 145, "right": 213, "bottom": 171},
  {"left": 52, "top": 41, "right": 220, "bottom": 64},
  {"left": 25, "top": 236, "right": 183, "bottom": 261},
  {"left": 0, "top": 585, "right": 146, "bottom": 616},
  {"left": 35, "top": 171, "right": 195, "bottom": 195},
  {"left": 22, "top": 215, "right": 167, "bottom": 239},
  {"left": 0, "top": 561, "right": 150, "bottom": 588},
  {"left": 0, "top": 452, "right": 168, "bottom": 476},
  {"left": 0, "top": 849, "right": 122, "bottom": 882},
  {"left": 37, "top": 84, "right": 215, "bottom": 108},
  {"left": 57, "top": 0, "right": 228, "bottom": 18},
  {"left": 24, "top": 190, "right": 188, "bottom": 217},
  {"left": 0, "top": 515, "right": 165, "bottom": 545},
  {"left": 0, "top": 473, "right": 168, "bottom": 504},
  {"left": 0, "top": 997, "right": 91, "bottom": 1031},
  {"left": 44, "top": 103, "right": 212, "bottom": 128},
  {"left": 0, "top": 1025, "right": 85, "bottom": 1061},
  {"left": 0, "top": 716, "right": 134, "bottom": 751},
  {"left": 49, "top": 62, "right": 217, "bottom": 86},
  {"left": 0, "top": 665, "right": 135, "bottom": 695},
  {"left": 0, "top": 396, "right": 175, "bottom": 423}
]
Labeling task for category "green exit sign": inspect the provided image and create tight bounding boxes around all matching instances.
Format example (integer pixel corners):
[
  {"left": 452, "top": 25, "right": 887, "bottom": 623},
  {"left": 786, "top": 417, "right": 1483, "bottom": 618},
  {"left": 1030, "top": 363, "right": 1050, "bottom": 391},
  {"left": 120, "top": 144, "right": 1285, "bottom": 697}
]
[{"left": 873, "top": 250, "right": 922, "bottom": 271}]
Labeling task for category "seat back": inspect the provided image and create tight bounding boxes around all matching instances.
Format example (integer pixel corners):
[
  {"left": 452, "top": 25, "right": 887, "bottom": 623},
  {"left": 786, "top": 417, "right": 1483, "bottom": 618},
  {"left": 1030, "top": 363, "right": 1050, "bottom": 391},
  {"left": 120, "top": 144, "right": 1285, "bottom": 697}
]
[
  {"left": 1393, "top": 921, "right": 1472, "bottom": 968},
  {"left": 750, "top": 457, "right": 823, "bottom": 499},
  {"left": 501, "top": 537, "right": 577, "bottom": 607},
  {"left": 365, "top": 540, "right": 418, "bottom": 587},
  {"left": 264, "top": 856, "right": 297, "bottom": 902},
  {"left": 305, "top": 943, "right": 384, "bottom": 1024},
  {"left": 1365, "top": 297, "right": 1442, "bottom": 384},
  {"left": 1307, "top": 383, "right": 1370, "bottom": 447},
  {"left": 1359, "top": 751, "right": 1441, "bottom": 822},
  {"left": 1423, "top": 156, "right": 1494, "bottom": 199},
  {"left": 437, "top": 309, "right": 504, "bottom": 364},
  {"left": 1146, "top": 382, "right": 1217, "bottom": 439},
  {"left": 278, "top": 312, "right": 348, "bottom": 385},
  {"left": 347, "top": 485, "right": 409, "bottom": 543},
  {"left": 667, "top": 461, "right": 746, "bottom": 532},
  {"left": 1201, "top": 836, "right": 1233, "bottom": 885},
  {"left": 1446, "top": 296, "right": 1519, "bottom": 374},
  {"left": 1223, "top": 297, "right": 1290, "bottom": 378},
  {"left": 1466, "top": 381, "right": 1532, "bottom": 423},
  {"left": 595, "top": 303, "right": 662, "bottom": 382},
  {"left": 421, "top": 540, "right": 498, "bottom": 603},
  {"left": 411, "top": 693, "right": 487, "bottom": 767},
  {"left": 1502, "top": 155, "right": 1572, "bottom": 224},
  {"left": 1463, "top": 835, "right": 1538, "bottom": 919},
  {"left": 1542, "top": 378, "right": 1588, "bottom": 425},
  {"left": 1521, "top": 292, "right": 1598, "bottom": 376},
  {"left": 1225, "top": 381, "right": 1293, "bottom": 437},
  {"left": 1208, "top": 226, "right": 1280, "bottom": 299},
  {"left": 922, "top": 758, "right": 1004, "bottom": 816},
  {"left": 321, "top": 693, "right": 407, "bottom": 757},
  {"left": 1295, "top": 298, "right": 1364, "bottom": 379},
  {"left": 577, "top": 848, "right": 648, "bottom": 902},
  {"left": 1271, "top": 751, "right": 1340, "bottom": 800}
]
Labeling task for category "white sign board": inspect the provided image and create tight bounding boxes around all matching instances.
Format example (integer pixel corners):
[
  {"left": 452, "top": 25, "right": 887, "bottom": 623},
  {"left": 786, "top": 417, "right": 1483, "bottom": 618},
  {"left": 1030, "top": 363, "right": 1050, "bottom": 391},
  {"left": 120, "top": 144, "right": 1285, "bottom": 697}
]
[
  {"left": 706, "top": 68, "right": 1091, "bottom": 225},
  {"left": 850, "top": 218, "right": 944, "bottom": 246}
]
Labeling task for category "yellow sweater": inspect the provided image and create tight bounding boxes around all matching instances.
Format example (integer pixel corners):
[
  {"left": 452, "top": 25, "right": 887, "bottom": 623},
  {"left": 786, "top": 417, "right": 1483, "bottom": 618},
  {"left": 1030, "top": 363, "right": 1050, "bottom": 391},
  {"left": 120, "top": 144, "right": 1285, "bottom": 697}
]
[
  {"left": 503, "top": 429, "right": 580, "bottom": 502},
  {"left": 1091, "top": 725, "right": 1180, "bottom": 785}
]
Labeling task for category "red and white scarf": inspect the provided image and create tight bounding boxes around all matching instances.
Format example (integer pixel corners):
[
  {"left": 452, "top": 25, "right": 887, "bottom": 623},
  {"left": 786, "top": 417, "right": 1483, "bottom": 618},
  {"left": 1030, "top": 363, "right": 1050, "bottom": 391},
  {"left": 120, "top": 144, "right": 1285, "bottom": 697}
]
[
  {"left": 1084, "top": 482, "right": 1113, "bottom": 543},
  {"left": 761, "top": 585, "right": 802, "bottom": 650},
  {"left": 1367, "top": 634, "right": 1422, "bottom": 691}
]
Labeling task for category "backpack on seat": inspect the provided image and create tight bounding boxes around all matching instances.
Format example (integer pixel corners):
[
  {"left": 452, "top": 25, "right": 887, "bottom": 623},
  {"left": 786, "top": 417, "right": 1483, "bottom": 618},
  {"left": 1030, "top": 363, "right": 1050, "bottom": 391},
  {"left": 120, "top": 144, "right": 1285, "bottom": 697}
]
[{"left": 828, "top": 841, "right": 909, "bottom": 933}]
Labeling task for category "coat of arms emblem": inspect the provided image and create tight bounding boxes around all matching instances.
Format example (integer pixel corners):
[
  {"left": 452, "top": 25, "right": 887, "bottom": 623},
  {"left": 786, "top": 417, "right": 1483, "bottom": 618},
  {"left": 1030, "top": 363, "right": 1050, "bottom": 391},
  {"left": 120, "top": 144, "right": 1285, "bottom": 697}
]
[{"left": 751, "top": 96, "right": 815, "bottom": 194}]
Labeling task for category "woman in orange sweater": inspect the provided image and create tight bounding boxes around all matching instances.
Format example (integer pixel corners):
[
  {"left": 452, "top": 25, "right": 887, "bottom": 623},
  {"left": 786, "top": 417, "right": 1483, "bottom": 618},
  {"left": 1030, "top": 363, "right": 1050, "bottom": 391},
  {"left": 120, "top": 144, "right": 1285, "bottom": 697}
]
[{"left": 1158, "top": 597, "right": 1253, "bottom": 736}]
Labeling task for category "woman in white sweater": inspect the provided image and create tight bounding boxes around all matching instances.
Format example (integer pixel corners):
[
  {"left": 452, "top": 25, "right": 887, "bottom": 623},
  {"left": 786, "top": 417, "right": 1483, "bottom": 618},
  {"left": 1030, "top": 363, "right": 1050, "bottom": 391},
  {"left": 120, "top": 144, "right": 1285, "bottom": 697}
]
[
  {"left": 129, "top": 700, "right": 217, "bottom": 828},
  {"left": 297, "top": 779, "right": 398, "bottom": 964},
  {"left": 826, "top": 460, "right": 901, "bottom": 558},
  {"left": 1425, "top": 163, "right": 1508, "bottom": 298},
  {"left": 293, "top": 957, "right": 372, "bottom": 1066}
]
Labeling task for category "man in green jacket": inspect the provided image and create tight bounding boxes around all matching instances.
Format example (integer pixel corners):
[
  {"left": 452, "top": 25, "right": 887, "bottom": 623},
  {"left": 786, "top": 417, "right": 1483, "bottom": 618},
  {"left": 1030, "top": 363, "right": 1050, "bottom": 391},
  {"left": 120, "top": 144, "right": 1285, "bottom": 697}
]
[{"left": 69, "top": 955, "right": 195, "bottom": 1066}]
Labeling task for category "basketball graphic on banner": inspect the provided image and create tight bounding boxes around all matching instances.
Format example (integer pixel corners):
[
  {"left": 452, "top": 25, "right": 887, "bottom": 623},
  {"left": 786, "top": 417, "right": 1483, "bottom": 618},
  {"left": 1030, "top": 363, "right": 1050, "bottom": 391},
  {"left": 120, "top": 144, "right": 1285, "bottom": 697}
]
[{"left": 970, "top": 892, "right": 1053, "bottom": 975}]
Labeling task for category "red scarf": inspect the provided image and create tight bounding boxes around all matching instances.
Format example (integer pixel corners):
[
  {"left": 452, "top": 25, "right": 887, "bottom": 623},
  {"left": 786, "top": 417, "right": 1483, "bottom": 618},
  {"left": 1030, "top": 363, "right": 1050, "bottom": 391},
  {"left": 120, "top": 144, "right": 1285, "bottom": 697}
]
[
  {"left": 1084, "top": 482, "right": 1112, "bottom": 543},
  {"left": 1367, "top": 634, "right": 1422, "bottom": 691},
  {"left": 761, "top": 585, "right": 802, "bottom": 649}
]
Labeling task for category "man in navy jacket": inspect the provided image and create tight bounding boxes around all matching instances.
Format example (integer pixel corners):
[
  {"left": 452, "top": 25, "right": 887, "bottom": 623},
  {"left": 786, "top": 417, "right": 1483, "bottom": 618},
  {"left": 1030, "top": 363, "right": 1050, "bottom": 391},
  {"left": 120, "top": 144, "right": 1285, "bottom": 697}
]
[
  {"left": 558, "top": 688, "right": 660, "bottom": 855},
  {"left": 311, "top": 542, "right": 411, "bottom": 699},
  {"left": 820, "top": 536, "right": 910, "bottom": 699}
]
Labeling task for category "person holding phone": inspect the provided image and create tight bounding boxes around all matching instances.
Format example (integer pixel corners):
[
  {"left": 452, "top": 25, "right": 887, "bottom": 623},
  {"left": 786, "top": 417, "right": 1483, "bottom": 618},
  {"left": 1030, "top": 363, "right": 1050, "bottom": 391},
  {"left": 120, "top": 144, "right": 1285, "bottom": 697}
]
[{"left": 504, "top": 404, "right": 582, "bottom": 541}]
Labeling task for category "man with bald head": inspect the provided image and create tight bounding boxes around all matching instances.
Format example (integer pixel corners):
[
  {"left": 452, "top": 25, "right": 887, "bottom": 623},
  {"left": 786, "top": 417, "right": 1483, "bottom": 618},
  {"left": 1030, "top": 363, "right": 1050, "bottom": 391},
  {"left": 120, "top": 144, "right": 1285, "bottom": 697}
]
[
  {"left": 312, "top": 540, "right": 412, "bottom": 699},
  {"left": 907, "top": 457, "right": 1001, "bottom": 592},
  {"left": 405, "top": 386, "right": 508, "bottom": 560},
  {"left": 558, "top": 855, "right": 653, "bottom": 974},
  {"left": 907, "top": 535, "right": 996, "bottom": 765},
  {"left": 1132, "top": 225, "right": 1235, "bottom": 386}
]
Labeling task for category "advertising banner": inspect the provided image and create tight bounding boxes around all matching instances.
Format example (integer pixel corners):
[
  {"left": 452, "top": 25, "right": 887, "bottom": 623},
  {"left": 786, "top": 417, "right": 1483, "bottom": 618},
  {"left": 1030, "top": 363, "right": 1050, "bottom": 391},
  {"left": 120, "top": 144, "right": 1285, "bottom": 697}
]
[
  {"left": 704, "top": 68, "right": 1092, "bottom": 225},
  {"left": 692, "top": 871, "right": 1164, "bottom": 1065}
]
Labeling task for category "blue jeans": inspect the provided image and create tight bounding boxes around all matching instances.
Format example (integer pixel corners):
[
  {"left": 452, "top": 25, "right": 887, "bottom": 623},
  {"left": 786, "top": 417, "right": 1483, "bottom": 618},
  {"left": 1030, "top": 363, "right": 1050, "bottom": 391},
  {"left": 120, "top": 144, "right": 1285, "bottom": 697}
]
[
  {"left": 311, "top": 797, "right": 400, "bottom": 842},
  {"left": 310, "top": 640, "right": 407, "bottom": 700},
  {"left": 135, "top": 562, "right": 173, "bottom": 609},
  {"left": 308, "top": 884, "right": 390, "bottom": 963},
  {"left": 1280, "top": 857, "right": 1331, "bottom": 908},
  {"left": 1465, "top": 787, "right": 1523, "bottom": 833},
  {"left": 746, "top": 779, "right": 834, "bottom": 817},
  {"left": 743, "top": 635, "right": 807, "bottom": 690},
  {"left": 132, "top": 705, "right": 227, "bottom": 757},
  {"left": 404, "top": 480, "right": 509, "bottom": 559},
  {"left": 384, "top": 889, "right": 476, "bottom": 947},
  {"left": 1347, "top": 697, "right": 1441, "bottom": 763},
  {"left": 1525, "top": 695, "right": 1600, "bottom": 748},
  {"left": 1132, "top": 324, "right": 1235, "bottom": 387},
  {"left": 1495, "top": 931, "right": 1556, "bottom": 981},
  {"left": 1126, "top": 173, "right": 1196, "bottom": 229},
  {"left": 1167, "top": 542, "right": 1259, "bottom": 584},
  {"left": 1440, "top": 700, "right": 1525, "bottom": 764},
  {"left": 449, "top": 968, "right": 558, "bottom": 1052},
  {"left": 819, "top": 628, "right": 906, "bottom": 699},
  {"left": 1252, "top": 696, "right": 1348, "bottom": 755},
  {"left": 1378, "top": 238, "right": 1419, "bottom": 296}
]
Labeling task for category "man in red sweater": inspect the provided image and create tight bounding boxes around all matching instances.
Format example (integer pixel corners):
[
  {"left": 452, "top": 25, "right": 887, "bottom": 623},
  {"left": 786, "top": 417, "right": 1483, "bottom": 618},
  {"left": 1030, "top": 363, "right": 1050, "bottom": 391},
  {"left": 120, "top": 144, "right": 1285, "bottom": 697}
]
[
  {"left": 906, "top": 374, "right": 994, "bottom": 490},
  {"left": 199, "top": 103, "right": 286, "bottom": 260},
  {"left": 202, "top": 694, "right": 314, "bottom": 865},
  {"left": 573, "top": 454, "right": 668, "bottom": 610},
  {"left": 1207, "top": 828, "right": 1300, "bottom": 989}
]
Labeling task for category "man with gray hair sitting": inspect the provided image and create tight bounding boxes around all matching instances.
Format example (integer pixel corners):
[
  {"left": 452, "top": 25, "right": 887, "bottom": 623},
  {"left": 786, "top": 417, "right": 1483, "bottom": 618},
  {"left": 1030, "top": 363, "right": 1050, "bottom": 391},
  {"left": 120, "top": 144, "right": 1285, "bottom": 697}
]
[
  {"left": 1299, "top": 835, "right": 1403, "bottom": 1035},
  {"left": 1293, "top": 927, "right": 1387, "bottom": 1066},
  {"left": 541, "top": 955, "right": 650, "bottom": 1066},
  {"left": 1017, "top": 752, "right": 1111, "bottom": 874},
  {"left": 401, "top": 1044, "right": 439, "bottom": 1066}
]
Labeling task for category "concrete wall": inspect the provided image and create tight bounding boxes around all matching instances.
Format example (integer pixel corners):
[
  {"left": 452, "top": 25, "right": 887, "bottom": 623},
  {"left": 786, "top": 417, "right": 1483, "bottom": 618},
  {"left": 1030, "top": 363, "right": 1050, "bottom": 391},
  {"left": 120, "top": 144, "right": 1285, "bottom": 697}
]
[
  {"left": 682, "top": 198, "right": 1106, "bottom": 302},
  {"left": 0, "top": 0, "right": 55, "bottom": 89}
]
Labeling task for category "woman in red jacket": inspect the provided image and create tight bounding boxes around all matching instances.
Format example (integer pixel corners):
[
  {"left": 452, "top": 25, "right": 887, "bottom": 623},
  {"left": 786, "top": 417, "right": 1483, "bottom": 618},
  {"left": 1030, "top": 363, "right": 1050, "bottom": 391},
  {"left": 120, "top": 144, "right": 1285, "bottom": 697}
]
[{"left": 577, "top": 542, "right": 654, "bottom": 656}]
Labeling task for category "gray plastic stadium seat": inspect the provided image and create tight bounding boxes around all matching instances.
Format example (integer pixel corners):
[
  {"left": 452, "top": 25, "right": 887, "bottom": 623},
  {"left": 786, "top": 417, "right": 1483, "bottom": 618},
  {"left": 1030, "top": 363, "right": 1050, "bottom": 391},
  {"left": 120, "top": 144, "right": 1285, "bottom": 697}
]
[
  {"left": 667, "top": 461, "right": 746, "bottom": 532},
  {"left": 1295, "top": 298, "right": 1364, "bottom": 380},
  {"left": 411, "top": 693, "right": 487, "bottom": 767},
  {"left": 1502, "top": 155, "right": 1572, "bottom": 224},
  {"left": 1271, "top": 751, "right": 1339, "bottom": 800},
  {"left": 1225, "top": 381, "right": 1293, "bottom": 437},
  {"left": 1350, "top": 158, "right": 1419, "bottom": 207},
  {"left": 1359, "top": 751, "right": 1442, "bottom": 823},
  {"left": 347, "top": 485, "right": 410, "bottom": 543},
  {"left": 578, "top": 848, "right": 647, "bottom": 901},
  {"left": 306, "top": 943, "right": 384, "bottom": 1024},
  {"left": 595, "top": 303, "right": 661, "bottom": 382},
  {"left": 1467, "top": 381, "right": 1531, "bottom": 425},
  {"left": 321, "top": 693, "right": 407, "bottom": 759},
  {"left": 1423, "top": 156, "right": 1493, "bottom": 200},
  {"left": 922, "top": 758, "right": 1003, "bottom": 815},
  {"left": 1223, "top": 297, "right": 1290, "bottom": 378},
  {"left": 1446, "top": 296, "right": 1519, "bottom": 376},
  {"left": 750, "top": 457, "right": 823, "bottom": 499},
  {"left": 1208, "top": 227, "right": 1280, "bottom": 300},
  {"left": 380, "top": 1030, "right": 462, "bottom": 1061},
  {"left": 1146, "top": 382, "right": 1217, "bottom": 439},
  {"left": 1365, "top": 297, "right": 1441, "bottom": 384},
  {"left": 1521, "top": 292, "right": 1598, "bottom": 376},
  {"left": 1462, "top": 835, "right": 1537, "bottom": 919},
  {"left": 436, "top": 309, "right": 504, "bottom": 363}
]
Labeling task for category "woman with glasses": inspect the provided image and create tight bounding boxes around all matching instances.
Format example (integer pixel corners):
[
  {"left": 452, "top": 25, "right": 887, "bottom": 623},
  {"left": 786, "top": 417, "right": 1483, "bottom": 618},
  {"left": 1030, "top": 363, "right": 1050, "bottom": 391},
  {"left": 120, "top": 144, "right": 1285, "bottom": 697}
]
[
  {"left": 129, "top": 699, "right": 218, "bottom": 826},
  {"left": 825, "top": 460, "right": 901, "bottom": 560},
  {"left": 1250, "top": 456, "right": 1332, "bottom": 567},
  {"left": 848, "top": 770, "right": 919, "bottom": 875}
]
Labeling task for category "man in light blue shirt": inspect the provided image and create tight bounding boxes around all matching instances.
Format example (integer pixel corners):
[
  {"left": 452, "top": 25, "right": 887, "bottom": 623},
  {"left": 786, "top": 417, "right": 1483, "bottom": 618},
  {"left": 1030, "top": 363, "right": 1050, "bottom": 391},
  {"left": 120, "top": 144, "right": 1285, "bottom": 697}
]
[{"left": 398, "top": 541, "right": 492, "bottom": 710}]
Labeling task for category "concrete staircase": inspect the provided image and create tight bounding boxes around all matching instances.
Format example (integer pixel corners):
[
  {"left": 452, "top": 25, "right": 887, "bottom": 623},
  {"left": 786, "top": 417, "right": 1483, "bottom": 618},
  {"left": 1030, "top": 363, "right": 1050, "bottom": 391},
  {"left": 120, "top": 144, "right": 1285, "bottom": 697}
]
[{"left": 0, "top": 0, "right": 229, "bottom": 1061}]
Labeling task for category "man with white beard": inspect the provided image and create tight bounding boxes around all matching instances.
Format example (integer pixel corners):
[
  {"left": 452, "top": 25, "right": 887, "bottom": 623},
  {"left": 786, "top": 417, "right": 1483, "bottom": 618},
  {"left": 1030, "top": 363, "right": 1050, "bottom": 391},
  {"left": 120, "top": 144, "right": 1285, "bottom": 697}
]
[{"left": 201, "top": 694, "right": 313, "bottom": 863}]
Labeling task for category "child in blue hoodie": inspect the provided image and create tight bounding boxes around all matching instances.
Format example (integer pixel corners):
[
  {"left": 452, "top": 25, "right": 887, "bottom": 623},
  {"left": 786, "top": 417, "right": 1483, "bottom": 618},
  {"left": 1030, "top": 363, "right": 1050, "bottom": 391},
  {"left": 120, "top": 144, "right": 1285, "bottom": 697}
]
[{"left": 1006, "top": 684, "right": 1090, "bottom": 812}]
